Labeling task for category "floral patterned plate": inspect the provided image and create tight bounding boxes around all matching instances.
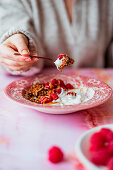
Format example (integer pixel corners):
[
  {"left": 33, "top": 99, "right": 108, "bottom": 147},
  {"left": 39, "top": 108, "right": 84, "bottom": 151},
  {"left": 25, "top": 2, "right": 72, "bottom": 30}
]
[{"left": 4, "top": 74, "right": 112, "bottom": 114}]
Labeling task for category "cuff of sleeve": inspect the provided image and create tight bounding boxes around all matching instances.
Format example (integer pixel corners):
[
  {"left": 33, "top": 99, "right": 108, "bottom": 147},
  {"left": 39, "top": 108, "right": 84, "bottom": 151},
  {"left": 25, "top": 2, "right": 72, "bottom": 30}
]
[{"left": 0, "top": 27, "right": 36, "bottom": 51}]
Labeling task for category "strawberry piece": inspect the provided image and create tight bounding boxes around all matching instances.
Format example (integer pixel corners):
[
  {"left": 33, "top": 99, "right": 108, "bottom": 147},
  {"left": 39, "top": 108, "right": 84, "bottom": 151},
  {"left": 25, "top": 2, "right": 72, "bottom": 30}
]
[
  {"left": 66, "top": 83, "right": 74, "bottom": 89},
  {"left": 108, "top": 157, "right": 113, "bottom": 170},
  {"left": 100, "top": 128, "right": 113, "bottom": 142},
  {"left": 57, "top": 54, "right": 65, "bottom": 60},
  {"left": 67, "top": 92, "right": 76, "bottom": 96},
  {"left": 40, "top": 96, "right": 51, "bottom": 104},
  {"left": 48, "top": 146, "right": 64, "bottom": 163},
  {"left": 91, "top": 148, "right": 110, "bottom": 166},
  {"left": 56, "top": 88, "right": 62, "bottom": 94},
  {"left": 50, "top": 93, "right": 58, "bottom": 100},
  {"left": 90, "top": 132, "right": 106, "bottom": 151}
]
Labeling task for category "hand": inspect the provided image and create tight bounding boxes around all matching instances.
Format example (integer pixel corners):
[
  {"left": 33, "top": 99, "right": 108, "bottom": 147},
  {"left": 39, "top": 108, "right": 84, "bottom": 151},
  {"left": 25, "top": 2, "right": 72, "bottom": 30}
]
[{"left": 0, "top": 33, "right": 38, "bottom": 71}]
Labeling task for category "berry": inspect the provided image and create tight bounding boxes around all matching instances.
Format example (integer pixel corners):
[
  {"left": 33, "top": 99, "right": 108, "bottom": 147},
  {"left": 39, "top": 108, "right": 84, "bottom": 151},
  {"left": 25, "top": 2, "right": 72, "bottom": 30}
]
[
  {"left": 100, "top": 128, "right": 112, "bottom": 135},
  {"left": 59, "top": 79, "right": 65, "bottom": 86},
  {"left": 108, "top": 141, "right": 113, "bottom": 156},
  {"left": 51, "top": 79, "right": 59, "bottom": 87},
  {"left": 56, "top": 88, "right": 62, "bottom": 94},
  {"left": 90, "top": 132, "right": 106, "bottom": 151},
  {"left": 40, "top": 96, "right": 51, "bottom": 104},
  {"left": 45, "top": 82, "right": 50, "bottom": 89},
  {"left": 57, "top": 54, "right": 64, "bottom": 60},
  {"left": 67, "top": 92, "right": 76, "bottom": 96},
  {"left": 91, "top": 148, "right": 109, "bottom": 166},
  {"left": 58, "top": 79, "right": 66, "bottom": 90},
  {"left": 66, "top": 83, "right": 74, "bottom": 89},
  {"left": 48, "top": 146, "right": 64, "bottom": 163},
  {"left": 49, "top": 93, "right": 58, "bottom": 100},
  {"left": 108, "top": 157, "right": 113, "bottom": 170},
  {"left": 45, "top": 82, "right": 53, "bottom": 90},
  {"left": 100, "top": 128, "right": 113, "bottom": 142}
]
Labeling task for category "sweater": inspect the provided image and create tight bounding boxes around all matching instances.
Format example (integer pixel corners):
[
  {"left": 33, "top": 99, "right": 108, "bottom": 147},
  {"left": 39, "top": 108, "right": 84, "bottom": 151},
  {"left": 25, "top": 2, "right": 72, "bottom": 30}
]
[{"left": 0, "top": 0, "right": 113, "bottom": 75}]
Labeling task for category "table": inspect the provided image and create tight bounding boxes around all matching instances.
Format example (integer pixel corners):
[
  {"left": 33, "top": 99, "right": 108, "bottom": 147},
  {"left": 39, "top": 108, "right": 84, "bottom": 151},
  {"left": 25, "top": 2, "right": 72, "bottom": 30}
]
[{"left": 0, "top": 68, "right": 113, "bottom": 170}]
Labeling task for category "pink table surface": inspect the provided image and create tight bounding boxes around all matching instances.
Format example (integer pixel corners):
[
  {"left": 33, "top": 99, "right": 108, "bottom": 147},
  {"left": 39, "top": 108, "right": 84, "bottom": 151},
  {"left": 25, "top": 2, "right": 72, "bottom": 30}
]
[{"left": 0, "top": 68, "right": 113, "bottom": 170}]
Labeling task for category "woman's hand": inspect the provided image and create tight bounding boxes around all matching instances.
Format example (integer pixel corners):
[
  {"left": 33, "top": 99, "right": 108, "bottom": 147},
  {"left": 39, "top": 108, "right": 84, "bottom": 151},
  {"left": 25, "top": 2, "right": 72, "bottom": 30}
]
[{"left": 0, "top": 33, "right": 38, "bottom": 71}]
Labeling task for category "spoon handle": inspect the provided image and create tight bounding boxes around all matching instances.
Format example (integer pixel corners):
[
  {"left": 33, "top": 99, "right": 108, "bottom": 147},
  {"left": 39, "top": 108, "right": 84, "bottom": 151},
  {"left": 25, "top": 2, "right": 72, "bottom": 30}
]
[{"left": 14, "top": 52, "right": 53, "bottom": 61}]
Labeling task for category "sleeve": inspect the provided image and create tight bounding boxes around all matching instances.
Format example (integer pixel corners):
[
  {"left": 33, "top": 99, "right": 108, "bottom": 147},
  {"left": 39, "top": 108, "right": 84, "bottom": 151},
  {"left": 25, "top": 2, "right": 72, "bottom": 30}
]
[{"left": 0, "top": 0, "right": 43, "bottom": 75}]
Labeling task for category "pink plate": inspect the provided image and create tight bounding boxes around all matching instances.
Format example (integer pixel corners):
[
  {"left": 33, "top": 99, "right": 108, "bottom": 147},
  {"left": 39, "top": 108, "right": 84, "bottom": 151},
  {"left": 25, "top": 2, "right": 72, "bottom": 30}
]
[{"left": 4, "top": 74, "right": 112, "bottom": 114}]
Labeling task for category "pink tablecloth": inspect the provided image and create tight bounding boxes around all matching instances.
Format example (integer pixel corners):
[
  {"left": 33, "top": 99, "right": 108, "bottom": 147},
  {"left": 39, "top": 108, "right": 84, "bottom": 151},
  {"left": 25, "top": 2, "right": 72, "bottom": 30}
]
[{"left": 0, "top": 68, "right": 113, "bottom": 170}]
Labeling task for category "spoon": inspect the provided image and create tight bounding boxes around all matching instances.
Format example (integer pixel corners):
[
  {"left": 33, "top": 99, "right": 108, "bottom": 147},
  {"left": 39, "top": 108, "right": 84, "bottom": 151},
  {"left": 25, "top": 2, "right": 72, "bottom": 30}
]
[{"left": 14, "top": 52, "right": 53, "bottom": 61}]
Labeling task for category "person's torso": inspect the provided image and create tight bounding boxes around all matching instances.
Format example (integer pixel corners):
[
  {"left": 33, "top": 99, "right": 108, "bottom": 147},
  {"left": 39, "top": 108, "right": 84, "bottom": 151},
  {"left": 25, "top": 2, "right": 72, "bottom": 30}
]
[{"left": 31, "top": 0, "right": 113, "bottom": 68}]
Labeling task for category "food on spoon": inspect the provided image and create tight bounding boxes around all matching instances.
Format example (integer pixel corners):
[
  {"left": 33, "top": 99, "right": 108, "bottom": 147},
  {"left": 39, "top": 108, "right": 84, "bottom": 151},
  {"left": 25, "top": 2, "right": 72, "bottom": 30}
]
[
  {"left": 23, "top": 78, "right": 95, "bottom": 105},
  {"left": 54, "top": 54, "right": 74, "bottom": 71}
]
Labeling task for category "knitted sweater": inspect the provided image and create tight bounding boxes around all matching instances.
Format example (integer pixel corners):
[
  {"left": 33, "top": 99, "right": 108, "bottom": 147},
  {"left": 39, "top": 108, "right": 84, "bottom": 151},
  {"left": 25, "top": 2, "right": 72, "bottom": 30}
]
[{"left": 0, "top": 0, "right": 113, "bottom": 75}]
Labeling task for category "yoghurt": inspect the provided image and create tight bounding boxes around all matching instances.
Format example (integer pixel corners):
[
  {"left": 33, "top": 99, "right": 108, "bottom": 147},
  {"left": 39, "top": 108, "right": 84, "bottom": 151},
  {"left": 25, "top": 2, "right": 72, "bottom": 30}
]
[{"left": 53, "top": 87, "right": 95, "bottom": 105}]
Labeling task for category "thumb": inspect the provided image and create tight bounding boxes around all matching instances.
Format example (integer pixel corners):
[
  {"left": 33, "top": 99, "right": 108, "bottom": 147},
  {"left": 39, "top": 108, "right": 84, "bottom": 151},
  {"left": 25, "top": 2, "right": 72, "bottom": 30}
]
[{"left": 11, "top": 34, "right": 30, "bottom": 57}]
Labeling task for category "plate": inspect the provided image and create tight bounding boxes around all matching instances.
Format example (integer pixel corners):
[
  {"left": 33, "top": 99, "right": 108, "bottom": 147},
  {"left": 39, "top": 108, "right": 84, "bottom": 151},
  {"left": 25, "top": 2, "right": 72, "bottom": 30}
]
[
  {"left": 4, "top": 74, "right": 112, "bottom": 114},
  {"left": 75, "top": 124, "right": 113, "bottom": 170}
]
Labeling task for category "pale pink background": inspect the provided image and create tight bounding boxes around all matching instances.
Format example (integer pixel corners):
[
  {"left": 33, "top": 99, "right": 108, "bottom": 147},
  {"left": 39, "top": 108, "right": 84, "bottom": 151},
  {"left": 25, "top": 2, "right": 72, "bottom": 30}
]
[{"left": 0, "top": 68, "right": 113, "bottom": 170}]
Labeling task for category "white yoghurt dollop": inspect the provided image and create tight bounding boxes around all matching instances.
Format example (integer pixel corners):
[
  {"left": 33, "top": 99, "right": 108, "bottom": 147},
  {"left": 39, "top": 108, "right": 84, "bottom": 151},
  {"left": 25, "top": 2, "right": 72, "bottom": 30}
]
[
  {"left": 52, "top": 87, "right": 95, "bottom": 105},
  {"left": 54, "top": 56, "right": 65, "bottom": 70}
]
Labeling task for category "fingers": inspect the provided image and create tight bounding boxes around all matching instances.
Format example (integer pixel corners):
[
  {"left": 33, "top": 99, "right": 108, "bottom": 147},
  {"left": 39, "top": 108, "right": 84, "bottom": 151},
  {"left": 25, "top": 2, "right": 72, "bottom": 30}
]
[
  {"left": 7, "top": 65, "right": 30, "bottom": 71},
  {"left": 0, "top": 44, "right": 29, "bottom": 62},
  {"left": 0, "top": 58, "right": 34, "bottom": 67},
  {"left": 0, "top": 33, "right": 39, "bottom": 72},
  {"left": 8, "top": 33, "right": 30, "bottom": 57},
  {"left": 0, "top": 44, "right": 37, "bottom": 63},
  {"left": 7, "top": 34, "right": 39, "bottom": 62},
  {"left": 1, "top": 58, "right": 34, "bottom": 71}
]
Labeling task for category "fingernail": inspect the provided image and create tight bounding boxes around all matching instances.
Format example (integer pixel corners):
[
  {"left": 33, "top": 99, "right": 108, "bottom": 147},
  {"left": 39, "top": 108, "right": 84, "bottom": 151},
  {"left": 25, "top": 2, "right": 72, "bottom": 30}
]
[
  {"left": 21, "top": 49, "right": 30, "bottom": 55},
  {"left": 25, "top": 58, "right": 31, "bottom": 62}
]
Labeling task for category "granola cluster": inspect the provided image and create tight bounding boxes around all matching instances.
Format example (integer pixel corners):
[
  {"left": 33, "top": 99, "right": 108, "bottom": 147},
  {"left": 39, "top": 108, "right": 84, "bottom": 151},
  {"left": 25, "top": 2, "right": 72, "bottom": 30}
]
[{"left": 23, "top": 79, "right": 75, "bottom": 104}]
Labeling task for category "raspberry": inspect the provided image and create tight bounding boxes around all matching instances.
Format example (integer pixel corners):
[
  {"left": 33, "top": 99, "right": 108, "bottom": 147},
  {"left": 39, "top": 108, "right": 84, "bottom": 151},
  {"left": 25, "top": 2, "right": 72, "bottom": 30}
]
[
  {"left": 108, "top": 141, "right": 113, "bottom": 156},
  {"left": 57, "top": 54, "right": 64, "bottom": 60},
  {"left": 48, "top": 146, "right": 64, "bottom": 163},
  {"left": 45, "top": 82, "right": 51, "bottom": 90},
  {"left": 66, "top": 83, "right": 74, "bottom": 89},
  {"left": 108, "top": 157, "right": 113, "bottom": 170},
  {"left": 67, "top": 92, "right": 76, "bottom": 96},
  {"left": 51, "top": 79, "right": 59, "bottom": 87},
  {"left": 100, "top": 128, "right": 112, "bottom": 135},
  {"left": 58, "top": 80, "right": 66, "bottom": 90},
  {"left": 45, "top": 82, "right": 53, "bottom": 90},
  {"left": 56, "top": 88, "right": 62, "bottom": 94},
  {"left": 90, "top": 132, "right": 106, "bottom": 151},
  {"left": 59, "top": 79, "right": 65, "bottom": 86},
  {"left": 49, "top": 93, "right": 58, "bottom": 100},
  {"left": 91, "top": 148, "right": 110, "bottom": 166},
  {"left": 40, "top": 96, "right": 51, "bottom": 104},
  {"left": 100, "top": 128, "right": 113, "bottom": 142}
]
